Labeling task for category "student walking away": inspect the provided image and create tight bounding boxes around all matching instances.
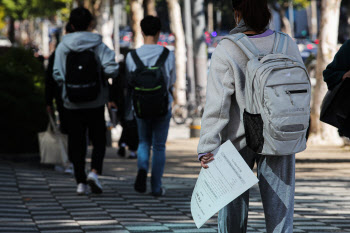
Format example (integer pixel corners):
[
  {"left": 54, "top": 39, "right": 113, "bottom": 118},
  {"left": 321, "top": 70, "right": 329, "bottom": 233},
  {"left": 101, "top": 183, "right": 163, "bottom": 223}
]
[
  {"left": 110, "top": 61, "right": 139, "bottom": 159},
  {"left": 53, "top": 7, "right": 119, "bottom": 195},
  {"left": 198, "top": 0, "right": 310, "bottom": 232},
  {"left": 126, "top": 16, "right": 176, "bottom": 197},
  {"left": 322, "top": 40, "right": 350, "bottom": 137},
  {"left": 46, "top": 23, "right": 75, "bottom": 174},
  {"left": 46, "top": 23, "right": 75, "bottom": 135}
]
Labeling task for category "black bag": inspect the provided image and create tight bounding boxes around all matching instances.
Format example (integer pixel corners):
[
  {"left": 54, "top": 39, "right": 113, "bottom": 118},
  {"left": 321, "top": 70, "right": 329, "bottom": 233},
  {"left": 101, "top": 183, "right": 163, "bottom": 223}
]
[
  {"left": 65, "top": 49, "right": 101, "bottom": 103},
  {"left": 320, "top": 78, "right": 350, "bottom": 137},
  {"left": 129, "top": 48, "right": 169, "bottom": 119}
]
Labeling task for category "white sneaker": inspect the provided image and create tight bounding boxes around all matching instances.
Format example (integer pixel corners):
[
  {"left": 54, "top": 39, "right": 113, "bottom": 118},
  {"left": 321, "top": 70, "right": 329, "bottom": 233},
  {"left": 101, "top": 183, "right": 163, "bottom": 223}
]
[
  {"left": 64, "top": 167, "right": 74, "bottom": 175},
  {"left": 76, "top": 183, "right": 87, "bottom": 195},
  {"left": 87, "top": 172, "right": 103, "bottom": 194},
  {"left": 54, "top": 165, "right": 65, "bottom": 172},
  {"left": 64, "top": 163, "right": 74, "bottom": 175},
  {"left": 152, "top": 187, "right": 166, "bottom": 197}
]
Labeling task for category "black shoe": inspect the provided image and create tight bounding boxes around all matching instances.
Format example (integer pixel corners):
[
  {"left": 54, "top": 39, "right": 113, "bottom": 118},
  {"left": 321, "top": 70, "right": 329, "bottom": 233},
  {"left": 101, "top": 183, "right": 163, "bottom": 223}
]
[
  {"left": 152, "top": 187, "right": 166, "bottom": 197},
  {"left": 118, "top": 146, "right": 126, "bottom": 157},
  {"left": 134, "top": 169, "right": 147, "bottom": 193}
]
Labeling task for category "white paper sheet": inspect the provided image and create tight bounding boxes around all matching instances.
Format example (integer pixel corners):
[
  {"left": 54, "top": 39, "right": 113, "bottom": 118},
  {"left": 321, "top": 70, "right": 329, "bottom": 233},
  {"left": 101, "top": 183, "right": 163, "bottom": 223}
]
[{"left": 191, "top": 140, "right": 259, "bottom": 228}]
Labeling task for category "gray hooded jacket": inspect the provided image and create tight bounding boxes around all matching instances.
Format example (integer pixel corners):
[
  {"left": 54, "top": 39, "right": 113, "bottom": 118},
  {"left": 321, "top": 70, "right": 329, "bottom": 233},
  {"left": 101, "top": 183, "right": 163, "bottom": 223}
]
[
  {"left": 53, "top": 31, "right": 119, "bottom": 109},
  {"left": 197, "top": 25, "right": 303, "bottom": 155}
]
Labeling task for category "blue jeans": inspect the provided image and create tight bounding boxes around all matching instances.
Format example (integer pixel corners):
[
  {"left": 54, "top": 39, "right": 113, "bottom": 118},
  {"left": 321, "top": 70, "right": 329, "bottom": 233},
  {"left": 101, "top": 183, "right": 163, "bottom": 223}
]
[{"left": 136, "top": 110, "right": 171, "bottom": 194}]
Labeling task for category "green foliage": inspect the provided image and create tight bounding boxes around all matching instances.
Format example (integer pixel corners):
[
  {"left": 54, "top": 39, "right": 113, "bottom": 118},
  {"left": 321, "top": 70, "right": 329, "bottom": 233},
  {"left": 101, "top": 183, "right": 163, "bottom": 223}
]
[
  {"left": 293, "top": 0, "right": 310, "bottom": 9},
  {"left": 0, "top": 0, "right": 73, "bottom": 20},
  {"left": 0, "top": 47, "right": 48, "bottom": 154},
  {"left": 0, "top": 6, "right": 5, "bottom": 29},
  {"left": 125, "top": 0, "right": 130, "bottom": 14},
  {"left": 269, "top": 0, "right": 310, "bottom": 9},
  {"left": 30, "top": 0, "right": 66, "bottom": 17}
]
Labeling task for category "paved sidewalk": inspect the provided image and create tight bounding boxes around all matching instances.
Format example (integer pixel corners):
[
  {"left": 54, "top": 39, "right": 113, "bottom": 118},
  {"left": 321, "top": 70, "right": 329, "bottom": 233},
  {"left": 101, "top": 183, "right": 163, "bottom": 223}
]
[{"left": 1, "top": 137, "right": 350, "bottom": 232}]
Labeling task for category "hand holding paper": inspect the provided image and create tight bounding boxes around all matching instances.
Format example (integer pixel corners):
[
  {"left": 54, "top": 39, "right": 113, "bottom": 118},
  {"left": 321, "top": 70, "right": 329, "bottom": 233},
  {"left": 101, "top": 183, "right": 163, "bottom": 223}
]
[
  {"left": 200, "top": 153, "right": 214, "bottom": 169},
  {"left": 191, "top": 141, "right": 259, "bottom": 228}
]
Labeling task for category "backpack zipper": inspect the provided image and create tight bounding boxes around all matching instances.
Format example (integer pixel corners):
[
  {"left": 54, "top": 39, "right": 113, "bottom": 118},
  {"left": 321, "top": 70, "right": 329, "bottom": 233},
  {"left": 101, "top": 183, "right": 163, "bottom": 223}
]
[
  {"left": 286, "top": 89, "right": 308, "bottom": 94},
  {"left": 285, "top": 91, "right": 295, "bottom": 105},
  {"left": 285, "top": 89, "right": 308, "bottom": 106}
]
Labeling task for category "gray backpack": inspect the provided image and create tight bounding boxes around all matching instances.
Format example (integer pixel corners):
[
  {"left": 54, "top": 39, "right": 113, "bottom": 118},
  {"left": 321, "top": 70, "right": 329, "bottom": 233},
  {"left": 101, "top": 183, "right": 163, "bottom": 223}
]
[{"left": 224, "top": 32, "right": 311, "bottom": 155}]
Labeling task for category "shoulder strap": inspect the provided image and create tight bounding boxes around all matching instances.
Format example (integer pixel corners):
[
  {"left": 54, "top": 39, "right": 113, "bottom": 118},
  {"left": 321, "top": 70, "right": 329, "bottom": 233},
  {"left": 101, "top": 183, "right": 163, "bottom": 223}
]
[
  {"left": 222, "top": 33, "right": 262, "bottom": 60},
  {"left": 155, "top": 48, "right": 170, "bottom": 67},
  {"left": 131, "top": 50, "right": 145, "bottom": 69},
  {"left": 273, "top": 31, "right": 288, "bottom": 54}
]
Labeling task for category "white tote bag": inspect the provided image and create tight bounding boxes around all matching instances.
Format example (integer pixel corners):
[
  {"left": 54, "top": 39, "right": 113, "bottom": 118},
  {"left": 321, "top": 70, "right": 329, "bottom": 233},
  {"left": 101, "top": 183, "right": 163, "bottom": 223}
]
[{"left": 38, "top": 115, "right": 68, "bottom": 165}]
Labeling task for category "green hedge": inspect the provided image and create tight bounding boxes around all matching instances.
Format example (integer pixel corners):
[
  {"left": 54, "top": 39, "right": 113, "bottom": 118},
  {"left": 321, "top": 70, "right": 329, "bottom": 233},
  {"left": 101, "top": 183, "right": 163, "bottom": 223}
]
[{"left": 0, "top": 47, "right": 48, "bottom": 154}]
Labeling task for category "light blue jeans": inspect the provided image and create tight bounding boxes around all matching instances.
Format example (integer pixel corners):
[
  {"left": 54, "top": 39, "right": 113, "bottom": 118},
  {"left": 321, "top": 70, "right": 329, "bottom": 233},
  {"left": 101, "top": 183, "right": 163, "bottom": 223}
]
[{"left": 136, "top": 110, "right": 171, "bottom": 194}]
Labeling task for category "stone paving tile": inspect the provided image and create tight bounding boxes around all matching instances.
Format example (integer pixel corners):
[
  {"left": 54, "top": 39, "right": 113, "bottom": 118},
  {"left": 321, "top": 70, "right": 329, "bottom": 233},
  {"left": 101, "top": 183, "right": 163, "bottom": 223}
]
[
  {"left": 80, "top": 225, "right": 124, "bottom": 230},
  {"left": 72, "top": 216, "right": 114, "bottom": 220},
  {"left": 172, "top": 229, "right": 217, "bottom": 233},
  {"left": 32, "top": 215, "right": 73, "bottom": 220},
  {"left": 1, "top": 143, "right": 350, "bottom": 232},
  {"left": 0, "top": 227, "right": 38, "bottom": 232},
  {"left": 85, "top": 231, "right": 130, "bottom": 233},
  {"left": 37, "top": 222, "right": 80, "bottom": 228},
  {"left": 125, "top": 225, "right": 170, "bottom": 231},
  {"left": 40, "top": 230, "right": 84, "bottom": 233},
  {"left": 121, "top": 222, "right": 161, "bottom": 226},
  {"left": 0, "top": 224, "right": 38, "bottom": 230}
]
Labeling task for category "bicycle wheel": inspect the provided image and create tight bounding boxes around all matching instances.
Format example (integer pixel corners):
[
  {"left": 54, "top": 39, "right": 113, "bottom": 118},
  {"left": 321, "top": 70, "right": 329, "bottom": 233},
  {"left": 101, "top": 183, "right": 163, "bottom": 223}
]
[{"left": 172, "top": 105, "right": 188, "bottom": 125}]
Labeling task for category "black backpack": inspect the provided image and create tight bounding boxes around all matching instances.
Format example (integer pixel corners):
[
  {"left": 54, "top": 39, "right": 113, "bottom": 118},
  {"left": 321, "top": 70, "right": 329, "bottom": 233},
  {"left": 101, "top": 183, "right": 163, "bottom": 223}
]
[
  {"left": 129, "top": 48, "right": 169, "bottom": 119},
  {"left": 321, "top": 78, "right": 350, "bottom": 137},
  {"left": 65, "top": 48, "right": 101, "bottom": 103}
]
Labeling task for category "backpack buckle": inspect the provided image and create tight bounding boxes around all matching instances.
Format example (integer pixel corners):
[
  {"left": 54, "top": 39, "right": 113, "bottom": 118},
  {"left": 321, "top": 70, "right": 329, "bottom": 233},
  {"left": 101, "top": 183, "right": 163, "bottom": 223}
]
[{"left": 258, "top": 54, "right": 265, "bottom": 60}]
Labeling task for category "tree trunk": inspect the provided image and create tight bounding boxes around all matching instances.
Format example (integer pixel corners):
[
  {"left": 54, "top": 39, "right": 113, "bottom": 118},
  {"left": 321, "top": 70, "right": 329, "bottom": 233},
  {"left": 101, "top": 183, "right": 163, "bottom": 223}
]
[
  {"left": 271, "top": 3, "right": 292, "bottom": 36},
  {"left": 216, "top": 8, "right": 222, "bottom": 33},
  {"left": 309, "top": 0, "right": 318, "bottom": 41},
  {"left": 42, "top": 20, "right": 50, "bottom": 59},
  {"left": 130, "top": 0, "right": 144, "bottom": 48},
  {"left": 347, "top": 0, "right": 350, "bottom": 39},
  {"left": 8, "top": 16, "right": 15, "bottom": 43},
  {"left": 97, "top": 0, "right": 114, "bottom": 50},
  {"left": 83, "top": 0, "right": 94, "bottom": 13},
  {"left": 113, "top": 0, "right": 122, "bottom": 59},
  {"left": 167, "top": 0, "right": 186, "bottom": 106},
  {"left": 279, "top": 8, "right": 292, "bottom": 36},
  {"left": 184, "top": 0, "right": 196, "bottom": 105},
  {"left": 28, "top": 19, "right": 35, "bottom": 45},
  {"left": 309, "top": 0, "right": 343, "bottom": 145},
  {"left": 144, "top": 0, "right": 157, "bottom": 16},
  {"left": 207, "top": 0, "right": 214, "bottom": 32},
  {"left": 288, "top": 0, "right": 294, "bottom": 37},
  {"left": 193, "top": 0, "right": 208, "bottom": 103}
]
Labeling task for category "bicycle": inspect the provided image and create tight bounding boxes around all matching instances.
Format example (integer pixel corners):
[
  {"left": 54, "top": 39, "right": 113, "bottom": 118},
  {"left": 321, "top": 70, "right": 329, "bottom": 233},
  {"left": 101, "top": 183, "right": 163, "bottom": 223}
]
[{"left": 172, "top": 86, "right": 205, "bottom": 125}]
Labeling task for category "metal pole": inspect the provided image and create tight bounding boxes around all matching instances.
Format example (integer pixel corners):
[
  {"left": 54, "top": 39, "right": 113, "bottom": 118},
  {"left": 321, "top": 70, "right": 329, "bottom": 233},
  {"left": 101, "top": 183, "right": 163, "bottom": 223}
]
[{"left": 184, "top": 0, "right": 196, "bottom": 104}]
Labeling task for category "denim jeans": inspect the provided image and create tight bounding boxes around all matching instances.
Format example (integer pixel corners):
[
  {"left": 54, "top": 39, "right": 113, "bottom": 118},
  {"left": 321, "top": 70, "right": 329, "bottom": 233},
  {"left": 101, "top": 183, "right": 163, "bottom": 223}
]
[{"left": 136, "top": 110, "right": 171, "bottom": 194}]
